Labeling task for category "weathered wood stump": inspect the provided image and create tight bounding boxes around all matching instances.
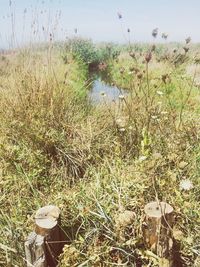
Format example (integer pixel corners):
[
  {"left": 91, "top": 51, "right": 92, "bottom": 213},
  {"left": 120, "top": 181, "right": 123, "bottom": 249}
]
[
  {"left": 25, "top": 205, "right": 65, "bottom": 267},
  {"left": 142, "top": 201, "right": 174, "bottom": 266}
]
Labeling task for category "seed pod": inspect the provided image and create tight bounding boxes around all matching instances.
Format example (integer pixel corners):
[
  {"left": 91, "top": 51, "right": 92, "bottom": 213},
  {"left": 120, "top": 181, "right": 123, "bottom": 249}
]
[
  {"left": 151, "top": 44, "right": 156, "bottom": 52},
  {"left": 162, "top": 74, "right": 168, "bottom": 83},
  {"left": 129, "top": 51, "right": 135, "bottom": 58},
  {"left": 194, "top": 57, "right": 200, "bottom": 64},
  {"left": 145, "top": 52, "right": 152, "bottom": 63},
  {"left": 162, "top": 32, "right": 168, "bottom": 40},
  {"left": 134, "top": 67, "right": 139, "bottom": 73},
  {"left": 117, "top": 12, "right": 122, "bottom": 19},
  {"left": 185, "top": 37, "right": 191, "bottom": 44},
  {"left": 137, "top": 73, "right": 143, "bottom": 79},
  {"left": 152, "top": 28, "right": 158, "bottom": 38},
  {"left": 120, "top": 67, "right": 125, "bottom": 74},
  {"left": 183, "top": 46, "right": 189, "bottom": 53},
  {"left": 162, "top": 74, "right": 171, "bottom": 84}
]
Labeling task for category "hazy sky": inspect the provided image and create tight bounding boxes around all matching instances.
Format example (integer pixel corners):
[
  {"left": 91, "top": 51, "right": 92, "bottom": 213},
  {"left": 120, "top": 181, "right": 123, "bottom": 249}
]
[{"left": 0, "top": 0, "right": 200, "bottom": 48}]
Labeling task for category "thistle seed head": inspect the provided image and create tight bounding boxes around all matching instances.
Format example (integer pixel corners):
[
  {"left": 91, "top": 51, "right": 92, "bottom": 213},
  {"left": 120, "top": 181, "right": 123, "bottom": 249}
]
[
  {"left": 145, "top": 52, "right": 152, "bottom": 63},
  {"left": 152, "top": 28, "right": 158, "bottom": 38}
]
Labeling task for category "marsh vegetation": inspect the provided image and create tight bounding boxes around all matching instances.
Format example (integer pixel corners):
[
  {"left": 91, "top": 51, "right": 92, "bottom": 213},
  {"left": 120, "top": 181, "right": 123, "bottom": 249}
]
[{"left": 0, "top": 14, "right": 200, "bottom": 267}]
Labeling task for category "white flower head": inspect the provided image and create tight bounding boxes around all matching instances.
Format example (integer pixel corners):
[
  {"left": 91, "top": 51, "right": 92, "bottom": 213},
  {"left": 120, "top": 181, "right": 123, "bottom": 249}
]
[
  {"left": 116, "top": 118, "right": 122, "bottom": 124},
  {"left": 119, "top": 94, "right": 125, "bottom": 100},
  {"left": 151, "top": 115, "right": 158, "bottom": 119},
  {"left": 138, "top": 155, "right": 147, "bottom": 162},
  {"left": 119, "top": 127, "right": 126, "bottom": 132},
  {"left": 116, "top": 117, "right": 127, "bottom": 128},
  {"left": 157, "top": 90, "right": 164, "bottom": 96},
  {"left": 180, "top": 179, "right": 193, "bottom": 191}
]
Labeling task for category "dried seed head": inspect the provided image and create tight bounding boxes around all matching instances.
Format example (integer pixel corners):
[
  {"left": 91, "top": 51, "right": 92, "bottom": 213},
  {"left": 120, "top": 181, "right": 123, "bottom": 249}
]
[
  {"left": 117, "top": 12, "right": 122, "bottom": 19},
  {"left": 161, "top": 74, "right": 171, "bottom": 84},
  {"left": 185, "top": 37, "right": 191, "bottom": 44},
  {"left": 137, "top": 73, "right": 143, "bottom": 79},
  {"left": 145, "top": 52, "right": 152, "bottom": 63},
  {"left": 162, "top": 32, "right": 168, "bottom": 40},
  {"left": 120, "top": 67, "right": 125, "bottom": 74},
  {"left": 151, "top": 44, "right": 156, "bottom": 52},
  {"left": 152, "top": 28, "right": 158, "bottom": 38},
  {"left": 183, "top": 46, "right": 189, "bottom": 53},
  {"left": 129, "top": 51, "right": 135, "bottom": 58},
  {"left": 49, "top": 33, "right": 53, "bottom": 42},
  {"left": 194, "top": 57, "right": 200, "bottom": 64},
  {"left": 133, "top": 67, "right": 139, "bottom": 73}
]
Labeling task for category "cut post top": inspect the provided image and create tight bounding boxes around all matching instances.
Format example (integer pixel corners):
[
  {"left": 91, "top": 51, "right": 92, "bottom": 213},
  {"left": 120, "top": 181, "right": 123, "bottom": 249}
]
[
  {"left": 35, "top": 205, "right": 60, "bottom": 232},
  {"left": 144, "top": 201, "right": 173, "bottom": 218}
]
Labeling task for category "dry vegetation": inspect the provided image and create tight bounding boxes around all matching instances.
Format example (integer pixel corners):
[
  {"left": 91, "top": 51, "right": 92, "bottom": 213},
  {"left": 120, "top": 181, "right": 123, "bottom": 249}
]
[{"left": 0, "top": 37, "right": 200, "bottom": 267}]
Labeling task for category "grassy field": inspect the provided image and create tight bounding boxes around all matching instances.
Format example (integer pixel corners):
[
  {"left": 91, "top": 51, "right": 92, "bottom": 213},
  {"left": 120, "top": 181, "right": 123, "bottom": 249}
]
[{"left": 0, "top": 40, "right": 200, "bottom": 266}]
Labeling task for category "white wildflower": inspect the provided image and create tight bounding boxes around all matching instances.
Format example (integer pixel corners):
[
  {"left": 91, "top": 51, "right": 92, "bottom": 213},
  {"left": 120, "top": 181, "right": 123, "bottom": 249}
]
[
  {"left": 179, "top": 179, "right": 193, "bottom": 191},
  {"left": 119, "top": 94, "right": 125, "bottom": 100},
  {"left": 151, "top": 115, "right": 158, "bottom": 119},
  {"left": 161, "top": 111, "right": 168, "bottom": 115},
  {"left": 116, "top": 117, "right": 127, "bottom": 128},
  {"left": 119, "top": 128, "right": 126, "bottom": 132},
  {"left": 116, "top": 118, "right": 122, "bottom": 124},
  {"left": 156, "top": 90, "right": 164, "bottom": 96},
  {"left": 152, "top": 152, "right": 162, "bottom": 159},
  {"left": 139, "top": 155, "right": 147, "bottom": 162}
]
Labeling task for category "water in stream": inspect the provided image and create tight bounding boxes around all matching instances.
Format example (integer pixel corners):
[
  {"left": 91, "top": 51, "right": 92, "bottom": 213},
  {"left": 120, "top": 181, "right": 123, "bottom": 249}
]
[{"left": 89, "top": 73, "right": 127, "bottom": 104}]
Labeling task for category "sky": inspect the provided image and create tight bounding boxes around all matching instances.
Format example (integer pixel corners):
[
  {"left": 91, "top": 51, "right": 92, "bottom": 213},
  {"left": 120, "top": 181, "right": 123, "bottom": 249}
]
[{"left": 0, "top": 0, "right": 200, "bottom": 48}]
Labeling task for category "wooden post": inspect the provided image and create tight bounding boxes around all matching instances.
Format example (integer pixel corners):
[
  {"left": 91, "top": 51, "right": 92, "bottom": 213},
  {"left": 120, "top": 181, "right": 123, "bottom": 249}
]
[
  {"left": 142, "top": 201, "right": 174, "bottom": 266},
  {"left": 25, "top": 205, "right": 65, "bottom": 267}
]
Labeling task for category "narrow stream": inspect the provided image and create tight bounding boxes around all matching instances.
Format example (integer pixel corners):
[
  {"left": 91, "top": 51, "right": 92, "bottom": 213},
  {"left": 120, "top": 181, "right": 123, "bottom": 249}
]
[{"left": 88, "top": 73, "right": 127, "bottom": 104}]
